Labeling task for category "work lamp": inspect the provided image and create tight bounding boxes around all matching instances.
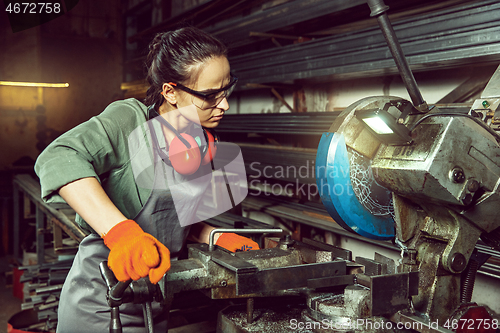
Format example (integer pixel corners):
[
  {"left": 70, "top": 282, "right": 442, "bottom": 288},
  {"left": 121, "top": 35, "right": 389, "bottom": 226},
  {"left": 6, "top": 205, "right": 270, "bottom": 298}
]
[{"left": 355, "top": 107, "right": 412, "bottom": 145}]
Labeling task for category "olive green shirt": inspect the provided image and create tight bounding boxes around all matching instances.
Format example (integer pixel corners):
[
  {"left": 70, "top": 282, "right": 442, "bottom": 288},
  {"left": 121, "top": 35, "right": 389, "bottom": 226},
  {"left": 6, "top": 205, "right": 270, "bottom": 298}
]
[{"left": 34, "top": 98, "right": 153, "bottom": 233}]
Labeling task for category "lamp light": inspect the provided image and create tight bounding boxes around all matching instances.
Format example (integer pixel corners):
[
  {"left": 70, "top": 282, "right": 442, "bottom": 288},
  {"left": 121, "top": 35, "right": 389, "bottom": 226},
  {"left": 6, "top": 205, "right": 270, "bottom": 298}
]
[
  {"left": 355, "top": 103, "right": 412, "bottom": 145},
  {"left": 0, "top": 81, "right": 69, "bottom": 88},
  {"left": 361, "top": 116, "right": 394, "bottom": 135}
]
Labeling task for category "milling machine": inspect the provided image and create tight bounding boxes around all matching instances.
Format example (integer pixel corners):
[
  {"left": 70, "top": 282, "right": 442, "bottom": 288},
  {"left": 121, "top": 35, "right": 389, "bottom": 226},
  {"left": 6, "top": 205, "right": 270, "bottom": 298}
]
[
  {"left": 315, "top": 0, "right": 500, "bottom": 329},
  {"left": 102, "top": 1, "right": 500, "bottom": 332}
]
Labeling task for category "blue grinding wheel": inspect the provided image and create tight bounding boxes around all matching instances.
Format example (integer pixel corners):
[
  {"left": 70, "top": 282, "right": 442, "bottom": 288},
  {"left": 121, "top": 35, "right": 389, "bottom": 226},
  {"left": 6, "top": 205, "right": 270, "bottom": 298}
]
[{"left": 316, "top": 132, "right": 395, "bottom": 240}]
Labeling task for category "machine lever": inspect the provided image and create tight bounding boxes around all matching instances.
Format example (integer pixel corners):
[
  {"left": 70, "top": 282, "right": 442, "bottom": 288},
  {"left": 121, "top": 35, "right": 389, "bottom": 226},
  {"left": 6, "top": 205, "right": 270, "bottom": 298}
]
[
  {"left": 142, "top": 302, "right": 154, "bottom": 333},
  {"left": 367, "top": 0, "right": 428, "bottom": 112},
  {"left": 110, "top": 280, "right": 132, "bottom": 303},
  {"left": 99, "top": 261, "right": 132, "bottom": 333},
  {"left": 100, "top": 261, "right": 160, "bottom": 333}
]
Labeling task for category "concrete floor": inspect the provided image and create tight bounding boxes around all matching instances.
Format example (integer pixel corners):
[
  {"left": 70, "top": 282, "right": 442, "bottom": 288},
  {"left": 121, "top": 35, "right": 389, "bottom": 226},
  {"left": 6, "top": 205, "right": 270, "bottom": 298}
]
[{"left": 0, "top": 255, "right": 23, "bottom": 333}]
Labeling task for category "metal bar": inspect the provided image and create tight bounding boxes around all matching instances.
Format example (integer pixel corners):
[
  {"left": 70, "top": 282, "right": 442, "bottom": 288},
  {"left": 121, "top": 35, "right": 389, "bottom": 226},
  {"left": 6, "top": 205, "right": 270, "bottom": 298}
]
[
  {"left": 367, "top": 0, "right": 428, "bottom": 112},
  {"left": 371, "top": 272, "right": 419, "bottom": 316},
  {"left": 207, "top": 0, "right": 366, "bottom": 46},
  {"left": 307, "top": 274, "right": 354, "bottom": 289},
  {"left": 356, "top": 257, "right": 385, "bottom": 276},
  {"left": 249, "top": 31, "right": 302, "bottom": 41},
  {"left": 127, "top": 0, "right": 225, "bottom": 43},
  {"left": 230, "top": 1, "right": 500, "bottom": 84},
  {"left": 52, "top": 219, "right": 63, "bottom": 252},
  {"left": 142, "top": 302, "right": 154, "bottom": 333},
  {"left": 35, "top": 284, "right": 63, "bottom": 294},
  {"left": 374, "top": 253, "right": 396, "bottom": 274},
  {"left": 246, "top": 298, "right": 254, "bottom": 324},
  {"left": 236, "top": 261, "right": 346, "bottom": 295},
  {"left": 302, "top": 238, "right": 353, "bottom": 261},
  {"left": 232, "top": 2, "right": 500, "bottom": 68},
  {"left": 24, "top": 193, "right": 34, "bottom": 218},
  {"left": 210, "top": 249, "right": 258, "bottom": 274},
  {"left": 218, "top": 108, "right": 481, "bottom": 136},
  {"left": 36, "top": 206, "right": 44, "bottom": 265},
  {"left": 205, "top": 211, "right": 274, "bottom": 229}
]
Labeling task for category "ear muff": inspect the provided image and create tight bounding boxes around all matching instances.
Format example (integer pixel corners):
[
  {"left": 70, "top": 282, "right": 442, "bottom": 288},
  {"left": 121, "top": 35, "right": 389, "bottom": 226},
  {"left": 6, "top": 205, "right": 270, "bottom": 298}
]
[
  {"left": 170, "top": 129, "right": 218, "bottom": 174},
  {"left": 201, "top": 128, "right": 218, "bottom": 165},
  {"left": 147, "top": 104, "right": 219, "bottom": 175},
  {"left": 169, "top": 133, "right": 202, "bottom": 175}
]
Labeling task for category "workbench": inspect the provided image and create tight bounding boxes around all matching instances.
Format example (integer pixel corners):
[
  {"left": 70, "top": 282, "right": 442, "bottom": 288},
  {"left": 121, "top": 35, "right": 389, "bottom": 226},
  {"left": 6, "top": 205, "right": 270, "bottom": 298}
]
[{"left": 12, "top": 174, "right": 88, "bottom": 265}]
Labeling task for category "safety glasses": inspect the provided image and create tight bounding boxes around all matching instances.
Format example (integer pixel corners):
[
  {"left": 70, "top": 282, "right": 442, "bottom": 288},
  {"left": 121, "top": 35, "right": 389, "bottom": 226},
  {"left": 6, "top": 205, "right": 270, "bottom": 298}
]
[{"left": 169, "top": 75, "right": 238, "bottom": 110}]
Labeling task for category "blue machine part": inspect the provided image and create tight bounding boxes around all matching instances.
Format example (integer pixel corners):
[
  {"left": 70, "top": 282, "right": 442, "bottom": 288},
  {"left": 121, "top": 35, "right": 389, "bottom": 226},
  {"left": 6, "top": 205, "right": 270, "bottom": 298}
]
[{"left": 315, "top": 132, "right": 395, "bottom": 240}]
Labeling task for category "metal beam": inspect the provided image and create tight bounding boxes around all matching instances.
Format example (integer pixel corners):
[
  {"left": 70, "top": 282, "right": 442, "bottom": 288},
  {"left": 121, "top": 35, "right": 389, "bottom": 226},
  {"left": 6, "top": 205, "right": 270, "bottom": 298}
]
[
  {"left": 230, "top": 1, "right": 500, "bottom": 84},
  {"left": 216, "top": 112, "right": 340, "bottom": 135},
  {"left": 206, "top": 0, "right": 366, "bottom": 46},
  {"left": 236, "top": 261, "right": 346, "bottom": 295}
]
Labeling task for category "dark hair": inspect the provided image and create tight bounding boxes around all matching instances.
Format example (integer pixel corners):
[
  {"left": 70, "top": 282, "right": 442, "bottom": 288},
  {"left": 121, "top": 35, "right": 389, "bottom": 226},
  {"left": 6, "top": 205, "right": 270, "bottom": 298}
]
[{"left": 145, "top": 27, "right": 228, "bottom": 107}]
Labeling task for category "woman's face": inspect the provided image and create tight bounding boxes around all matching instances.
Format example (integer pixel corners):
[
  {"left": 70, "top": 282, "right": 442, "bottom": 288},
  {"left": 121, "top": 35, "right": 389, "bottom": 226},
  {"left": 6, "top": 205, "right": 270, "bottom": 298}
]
[{"left": 176, "top": 56, "right": 231, "bottom": 129}]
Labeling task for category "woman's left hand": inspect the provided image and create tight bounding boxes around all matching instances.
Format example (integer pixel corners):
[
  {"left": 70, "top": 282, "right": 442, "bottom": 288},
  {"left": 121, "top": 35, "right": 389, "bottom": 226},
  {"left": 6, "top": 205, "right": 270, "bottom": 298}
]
[{"left": 215, "top": 233, "right": 260, "bottom": 252}]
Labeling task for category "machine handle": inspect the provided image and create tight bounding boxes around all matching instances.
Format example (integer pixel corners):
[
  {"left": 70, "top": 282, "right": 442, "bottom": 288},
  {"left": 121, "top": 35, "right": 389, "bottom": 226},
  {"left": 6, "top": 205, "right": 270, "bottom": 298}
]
[
  {"left": 208, "top": 228, "right": 283, "bottom": 251},
  {"left": 99, "top": 261, "right": 132, "bottom": 303},
  {"left": 367, "top": 0, "right": 428, "bottom": 112},
  {"left": 99, "top": 261, "right": 133, "bottom": 333},
  {"left": 143, "top": 302, "right": 154, "bottom": 333},
  {"left": 110, "top": 280, "right": 132, "bottom": 302}
]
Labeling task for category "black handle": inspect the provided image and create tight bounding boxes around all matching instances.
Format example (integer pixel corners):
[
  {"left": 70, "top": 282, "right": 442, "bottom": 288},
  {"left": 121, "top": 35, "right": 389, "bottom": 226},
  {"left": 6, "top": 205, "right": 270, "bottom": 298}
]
[
  {"left": 99, "top": 261, "right": 132, "bottom": 303},
  {"left": 142, "top": 302, "right": 154, "bottom": 333},
  {"left": 110, "top": 307, "right": 122, "bottom": 333},
  {"left": 110, "top": 280, "right": 132, "bottom": 302},
  {"left": 99, "top": 261, "right": 159, "bottom": 333},
  {"left": 99, "top": 261, "right": 133, "bottom": 333},
  {"left": 366, "top": 0, "right": 428, "bottom": 112}
]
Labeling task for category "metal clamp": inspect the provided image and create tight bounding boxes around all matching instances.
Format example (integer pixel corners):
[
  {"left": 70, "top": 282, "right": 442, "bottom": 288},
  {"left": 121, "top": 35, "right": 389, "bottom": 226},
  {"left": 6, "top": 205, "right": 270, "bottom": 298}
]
[{"left": 208, "top": 228, "right": 283, "bottom": 251}]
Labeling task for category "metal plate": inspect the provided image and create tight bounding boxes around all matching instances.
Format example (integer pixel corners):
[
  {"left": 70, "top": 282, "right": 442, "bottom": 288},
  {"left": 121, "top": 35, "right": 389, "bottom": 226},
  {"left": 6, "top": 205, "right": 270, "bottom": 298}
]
[
  {"left": 370, "top": 272, "right": 419, "bottom": 316},
  {"left": 236, "top": 261, "right": 346, "bottom": 295}
]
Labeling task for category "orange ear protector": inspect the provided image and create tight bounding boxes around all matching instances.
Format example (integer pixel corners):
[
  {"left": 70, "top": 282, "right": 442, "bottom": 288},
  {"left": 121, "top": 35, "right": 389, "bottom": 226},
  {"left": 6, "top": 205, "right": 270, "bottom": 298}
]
[
  {"left": 147, "top": 105, "right": 218, "bottom": 175},
  {"left": 202, "top": 129, "right": 218, "bottom": 166}
]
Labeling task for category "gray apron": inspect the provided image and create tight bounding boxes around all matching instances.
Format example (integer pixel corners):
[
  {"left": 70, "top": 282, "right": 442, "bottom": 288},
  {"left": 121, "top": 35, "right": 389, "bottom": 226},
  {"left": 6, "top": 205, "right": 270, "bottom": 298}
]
[{"left": 56, "top": 123, "right": 211, "bottom": 333}]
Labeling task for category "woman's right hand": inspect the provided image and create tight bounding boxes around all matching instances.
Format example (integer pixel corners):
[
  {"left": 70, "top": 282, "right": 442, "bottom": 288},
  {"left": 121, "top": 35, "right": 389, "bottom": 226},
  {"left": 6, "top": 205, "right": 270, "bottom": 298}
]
[
  {"left": 58, "top": 178, "right": 170, "bottom": 283},
  {"left": 103, "top": 219, "right": 171, "bottom": 284}
]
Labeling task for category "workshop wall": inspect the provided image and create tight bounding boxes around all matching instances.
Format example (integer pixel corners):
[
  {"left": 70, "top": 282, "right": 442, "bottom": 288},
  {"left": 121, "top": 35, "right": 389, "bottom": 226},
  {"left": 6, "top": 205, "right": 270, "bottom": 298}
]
[
  {"left": 0, "top": 19, "right": 42, "bottom": 171},
  {"left": 0, "top": 0, "right": 123, "bottom": 171}
]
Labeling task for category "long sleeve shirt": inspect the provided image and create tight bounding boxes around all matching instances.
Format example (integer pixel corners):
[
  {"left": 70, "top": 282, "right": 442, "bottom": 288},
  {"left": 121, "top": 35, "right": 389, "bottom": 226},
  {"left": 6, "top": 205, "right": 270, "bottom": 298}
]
[{"left": 35, "top": 98, "right": 153, "bottom": 233}]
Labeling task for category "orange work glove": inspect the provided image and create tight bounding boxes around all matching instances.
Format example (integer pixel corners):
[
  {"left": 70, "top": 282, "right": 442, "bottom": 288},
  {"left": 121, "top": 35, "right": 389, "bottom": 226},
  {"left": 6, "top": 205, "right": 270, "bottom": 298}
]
[
  {"left": 215, "top": 233, "right": 260, "bottom": 252},
  {"left": 102, "top": 220, "right": 170, "bottom": 284}
]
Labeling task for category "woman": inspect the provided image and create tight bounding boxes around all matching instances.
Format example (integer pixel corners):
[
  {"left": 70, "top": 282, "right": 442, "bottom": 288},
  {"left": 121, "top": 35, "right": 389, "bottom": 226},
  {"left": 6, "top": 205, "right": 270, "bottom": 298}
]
[{"left": 35, "top": 27, "right": 258, "bottom": 333}]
